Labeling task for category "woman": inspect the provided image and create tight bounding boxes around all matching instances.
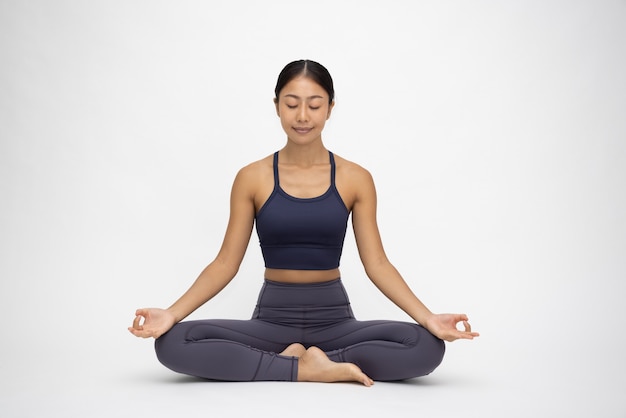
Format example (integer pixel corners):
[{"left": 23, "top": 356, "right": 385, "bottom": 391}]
[{"left": 128, "top": 60, "right": 478, "bottom": 386}]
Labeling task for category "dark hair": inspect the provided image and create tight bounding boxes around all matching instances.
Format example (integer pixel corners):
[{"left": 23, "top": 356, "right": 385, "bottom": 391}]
[{"left": 274, "top": 60, "right": 335, "bottom": 104}]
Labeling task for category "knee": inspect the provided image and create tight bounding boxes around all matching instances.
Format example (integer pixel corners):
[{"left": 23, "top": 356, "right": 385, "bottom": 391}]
[
  {"left": 153, "top": 333, "right": 170, "bottom": 365},
  {"left": 393, "top": 325, "right": 445, "bottom": 379},
  {"left": 153, "top": 327, "right": 183, "bottom": 371},
  {"left": 415, "top": 327, "right": 446, "bottom": 376}
]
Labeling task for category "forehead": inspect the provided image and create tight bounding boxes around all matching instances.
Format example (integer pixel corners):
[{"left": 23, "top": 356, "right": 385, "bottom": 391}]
[{"left": 280, "top": 76, "right": 328, "bottom": 100}]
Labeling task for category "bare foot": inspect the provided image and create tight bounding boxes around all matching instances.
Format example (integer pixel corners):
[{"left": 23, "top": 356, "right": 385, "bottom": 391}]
[
  {"left": 280, "top": 343, "right": 307, "bottom": 357},
  {"left": 297, "top": 346, "right": 374, "bottom": 387}
]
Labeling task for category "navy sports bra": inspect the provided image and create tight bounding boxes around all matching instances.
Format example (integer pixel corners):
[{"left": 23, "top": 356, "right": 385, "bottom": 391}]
[{"left": 255, "top": 151, "right": 349, "bottom": 270}]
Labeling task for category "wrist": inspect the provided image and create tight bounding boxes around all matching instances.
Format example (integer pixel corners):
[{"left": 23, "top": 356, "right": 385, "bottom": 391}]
[
  {"left": 167, "top": 307, "right": 185, "bottom": 324},
  {"left": 419, "top": 311, "right": 435, "bottom": 328}
]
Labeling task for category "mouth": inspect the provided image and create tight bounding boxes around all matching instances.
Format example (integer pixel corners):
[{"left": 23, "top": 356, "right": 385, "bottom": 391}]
[{"left": 293, "top": 127, "right": 313, "bottom": 135}]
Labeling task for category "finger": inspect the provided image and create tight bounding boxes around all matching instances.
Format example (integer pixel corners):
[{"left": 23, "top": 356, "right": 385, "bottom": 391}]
[
  {"left": 454, "top": 313, "right": 468, "bottom": 322},
  {"left": 128, "top": 327, "right": 153, "bottom": 339},
  {"left": 457, "top": 330, "right": 480, "bottom": 340},
  {"left": 449, "top": 334, "right": 472, "bottom": 342},
  {"left": 135, "top": 308, "right": 149, "bottom": 317},
  {"left": 128, "top": 327, "right": 144, "bottom": 337},
  {"left": 463, "top": 321, "right": 471, "bottom": 333},
  {"left": 132, "top": 315, "right": 144, "bottom": 330},
  {"left": 445, "top": 329, "right": 478, "bottom": 341}
]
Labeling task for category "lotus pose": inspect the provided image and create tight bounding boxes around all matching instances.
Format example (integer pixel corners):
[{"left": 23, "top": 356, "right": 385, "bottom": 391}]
[{"left": 129, "top": 59, "right": 479, "bottom": 386}]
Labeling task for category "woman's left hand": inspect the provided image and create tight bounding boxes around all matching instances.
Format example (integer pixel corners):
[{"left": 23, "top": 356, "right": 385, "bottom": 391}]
[{"left": 424, "top": 313, "right": 480, "bottom": 342}]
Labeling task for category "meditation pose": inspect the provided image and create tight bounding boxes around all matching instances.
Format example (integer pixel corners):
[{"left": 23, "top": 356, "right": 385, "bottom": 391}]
[{"left": 129, "top": 59, "right": 479, "bottom": 385}]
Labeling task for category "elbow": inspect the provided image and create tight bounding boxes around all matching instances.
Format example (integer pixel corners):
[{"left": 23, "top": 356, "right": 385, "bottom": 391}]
[
  {"left": 212, "top": 261, "right": 238, "bottom": 281},
  {"left": 213, "top": 257, "right": 241, "bottom": 280},
  {"left": 362, "top": 256, "right": 391, "bottom": 280}
]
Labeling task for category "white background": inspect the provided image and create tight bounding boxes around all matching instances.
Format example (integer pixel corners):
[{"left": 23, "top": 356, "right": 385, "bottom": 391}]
[{"left": 1, "top": 0, "right": 625, "bottom": 417}]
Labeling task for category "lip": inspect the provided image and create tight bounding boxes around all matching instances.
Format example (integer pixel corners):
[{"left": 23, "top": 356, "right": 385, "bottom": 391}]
[{"left": 293, "top": 127, "right": 313, "bottom": 134}]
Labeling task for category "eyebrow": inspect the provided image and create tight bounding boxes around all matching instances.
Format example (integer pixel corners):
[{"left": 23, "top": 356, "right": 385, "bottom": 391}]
[{"left": 283, "top": 94, "right": 325, "bottom": 100}]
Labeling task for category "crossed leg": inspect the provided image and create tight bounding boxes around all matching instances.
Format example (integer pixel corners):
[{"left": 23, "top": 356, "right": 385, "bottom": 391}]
[{"left": 280, "top": 343, "right": 373, "bottom": 386}]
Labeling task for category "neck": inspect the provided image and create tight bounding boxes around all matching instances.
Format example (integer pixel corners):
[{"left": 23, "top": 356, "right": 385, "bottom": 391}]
[{"left": 280, "top": 142, "right": 328, "bottom": 166}]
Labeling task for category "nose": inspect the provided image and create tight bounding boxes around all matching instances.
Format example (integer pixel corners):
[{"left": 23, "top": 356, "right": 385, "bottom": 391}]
[{"left": 297, "top": 105, "right": 309, "bottom": 123}]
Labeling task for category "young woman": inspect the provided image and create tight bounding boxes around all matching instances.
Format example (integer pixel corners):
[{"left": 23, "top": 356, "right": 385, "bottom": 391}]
[{"left": 128, "top": 60, "right": 478, "bottom": 386}]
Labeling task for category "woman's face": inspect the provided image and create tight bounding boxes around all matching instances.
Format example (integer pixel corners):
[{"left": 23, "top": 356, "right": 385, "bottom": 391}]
[{"left": 275, "top": 76, "right": 334, "bottom": 145}]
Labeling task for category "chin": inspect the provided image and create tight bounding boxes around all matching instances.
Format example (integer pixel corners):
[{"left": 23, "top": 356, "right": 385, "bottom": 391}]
[{"left": 288, "top": 136, "right": 321, "bottom": 146}]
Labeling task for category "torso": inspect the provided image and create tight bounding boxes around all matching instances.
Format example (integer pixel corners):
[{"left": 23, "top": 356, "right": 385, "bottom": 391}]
[
  {"left": 264, "top": 268, "right": 341, "bottom": 283},
  {"left": 251, "top": 150, "right": 359, "bottom": 284}
]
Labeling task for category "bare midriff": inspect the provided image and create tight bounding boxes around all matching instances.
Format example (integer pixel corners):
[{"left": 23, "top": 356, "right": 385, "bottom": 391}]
[{"left": 264, "top": 268, "right": 341, "bottom": 283}]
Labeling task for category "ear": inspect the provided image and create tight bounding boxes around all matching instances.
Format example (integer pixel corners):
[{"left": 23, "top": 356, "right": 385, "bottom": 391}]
[
  {"left": 274, "top": 98, "right": 280, "bottom": 116},
  {"left": 326, "top": 100, "right": 335, "bottom": 120}
]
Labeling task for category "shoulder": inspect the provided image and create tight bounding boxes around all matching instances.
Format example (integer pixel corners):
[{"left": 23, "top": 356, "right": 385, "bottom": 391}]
[
  {"left": 235, "top": 154, "right": 274, "bottom": 181},
  {"left": 333, "top": 153, "right": 376, "bottom": 210},
  {"left": 333, "top": 153, "right": 375, "bottom": 185},
  {"left": 231, "top": 154, "right": 275, "bottom": 205}
]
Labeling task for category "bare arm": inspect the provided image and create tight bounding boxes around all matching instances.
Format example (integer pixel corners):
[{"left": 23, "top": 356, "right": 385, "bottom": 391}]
[
  {"left": 129, "top": 166, "right": 257, "bottom": 338},
  {"left": 350, "top": 167, "right": 478, "bottom": 341}
]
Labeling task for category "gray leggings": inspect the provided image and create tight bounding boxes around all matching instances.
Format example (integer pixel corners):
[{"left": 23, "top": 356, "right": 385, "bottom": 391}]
[{"left": 155, "top": 278, "right": 445, "bottom": 381}]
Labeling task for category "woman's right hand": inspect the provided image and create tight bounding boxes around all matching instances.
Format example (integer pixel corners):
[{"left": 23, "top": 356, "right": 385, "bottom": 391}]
[{"left": 128, "top": 308, "right": 176, "bottom": 339}]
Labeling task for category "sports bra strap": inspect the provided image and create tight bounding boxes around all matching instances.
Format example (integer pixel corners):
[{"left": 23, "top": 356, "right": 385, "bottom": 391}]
[
  {"left": 329, "top": 151, "right": 336, "bottom": 187},
  {"left": 272, "top": 152, "right": 280, "bottom": 187}
]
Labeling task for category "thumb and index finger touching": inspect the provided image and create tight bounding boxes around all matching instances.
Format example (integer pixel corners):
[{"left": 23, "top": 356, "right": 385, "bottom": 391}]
[{"left": 128, "top": 308, "right": 153, "bottom": 338}]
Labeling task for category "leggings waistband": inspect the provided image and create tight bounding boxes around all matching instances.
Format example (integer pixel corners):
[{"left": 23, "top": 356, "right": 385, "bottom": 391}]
[{"left": 252, "top": 278, "right": 354, "bottom": 325}]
